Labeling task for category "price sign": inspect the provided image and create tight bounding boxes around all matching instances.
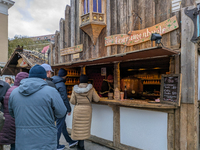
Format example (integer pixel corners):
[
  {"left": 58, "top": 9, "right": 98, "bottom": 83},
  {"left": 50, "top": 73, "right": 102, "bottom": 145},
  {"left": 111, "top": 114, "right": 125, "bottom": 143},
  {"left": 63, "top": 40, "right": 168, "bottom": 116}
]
[{"left": 160, "top": 74, "right": 182, "bottom": 106}]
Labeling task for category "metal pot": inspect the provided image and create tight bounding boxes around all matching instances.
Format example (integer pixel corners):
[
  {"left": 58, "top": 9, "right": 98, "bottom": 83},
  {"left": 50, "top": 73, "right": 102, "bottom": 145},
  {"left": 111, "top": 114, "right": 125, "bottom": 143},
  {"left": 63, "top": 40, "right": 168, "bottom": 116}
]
[{"left": 120, "top": 77, "right": 143, "bottom": 98}]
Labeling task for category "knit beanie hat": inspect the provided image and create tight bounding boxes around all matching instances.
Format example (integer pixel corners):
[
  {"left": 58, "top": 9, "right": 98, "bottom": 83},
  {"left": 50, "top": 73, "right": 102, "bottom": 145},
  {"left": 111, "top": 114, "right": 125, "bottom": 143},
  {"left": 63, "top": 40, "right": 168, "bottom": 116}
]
[
  {"left": 58, "top": 68, "right": 67, "bottom": 77},
  {"left": 29, "top": 64, "right": 47, "bottom": 79},
  {"left": 80, "top": 74, "right": 88, "bottom": 83}
]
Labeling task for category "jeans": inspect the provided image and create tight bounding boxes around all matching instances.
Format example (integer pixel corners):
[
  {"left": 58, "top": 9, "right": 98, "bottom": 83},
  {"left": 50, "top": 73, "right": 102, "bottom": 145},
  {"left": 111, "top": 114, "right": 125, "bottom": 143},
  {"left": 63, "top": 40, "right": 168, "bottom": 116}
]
[
  {"left": 56, "top": 115, "right": 73, "bottom": 147},
  {"left": 10, "top": 143, "right": 15, "bottom": 150}
]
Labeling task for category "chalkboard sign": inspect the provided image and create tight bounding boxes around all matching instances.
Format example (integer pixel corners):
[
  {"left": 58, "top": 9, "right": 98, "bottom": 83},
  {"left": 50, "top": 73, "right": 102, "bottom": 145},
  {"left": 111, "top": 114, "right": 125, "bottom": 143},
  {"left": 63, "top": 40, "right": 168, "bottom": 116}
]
[{"left": 160, "top": 74, "right": 182, "bottom": 106}]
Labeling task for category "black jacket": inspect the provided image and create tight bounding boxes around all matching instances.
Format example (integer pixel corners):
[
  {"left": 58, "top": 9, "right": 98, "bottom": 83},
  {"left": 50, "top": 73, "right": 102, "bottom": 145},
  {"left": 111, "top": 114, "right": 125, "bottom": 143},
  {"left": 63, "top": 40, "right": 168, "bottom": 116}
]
[
  {"left": 46, "top": 78, "right": 56, "bottom": 88},
  {"left": 100, "top": 80, "right": 114, "bottom": 97},
  {"left": 52, "top": 76, "right": 71, "bottom": 113},
  {"left": 0, "top": 80, "right": 10, "bottom": 111}
]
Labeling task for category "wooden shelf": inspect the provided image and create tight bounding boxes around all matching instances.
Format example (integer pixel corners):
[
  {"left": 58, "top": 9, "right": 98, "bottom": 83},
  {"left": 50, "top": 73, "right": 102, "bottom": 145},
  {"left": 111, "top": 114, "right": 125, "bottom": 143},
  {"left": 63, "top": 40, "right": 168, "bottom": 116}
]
[
  {"left": 141, "top": 78, "right": 161, "bottom": 80},
  {"left": 142, "top": 94, "right": 160, "bottom": 97},
  {"left": 67, "top": 75, "right": 80, "bottom": 77},
  {"left": 143, "top": 83, "right": 160, "bottom": 85},
  {"left": 65, "top": 83, "right": 78, "bottom": 85}
]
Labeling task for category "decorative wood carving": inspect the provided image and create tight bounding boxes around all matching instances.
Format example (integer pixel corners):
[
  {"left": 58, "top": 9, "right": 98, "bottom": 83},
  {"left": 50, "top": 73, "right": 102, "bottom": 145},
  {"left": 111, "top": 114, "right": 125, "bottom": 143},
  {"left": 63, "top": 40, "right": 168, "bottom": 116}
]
[{"left": 80, "top": 22, "right": 106, "bottom": 45}]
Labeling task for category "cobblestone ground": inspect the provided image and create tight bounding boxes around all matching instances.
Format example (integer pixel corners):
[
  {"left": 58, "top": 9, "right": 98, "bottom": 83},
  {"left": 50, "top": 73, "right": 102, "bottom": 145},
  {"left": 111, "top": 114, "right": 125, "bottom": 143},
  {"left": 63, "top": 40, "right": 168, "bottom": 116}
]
[{"left": 3, "top": 134, "right": 113, "bottom": 150}]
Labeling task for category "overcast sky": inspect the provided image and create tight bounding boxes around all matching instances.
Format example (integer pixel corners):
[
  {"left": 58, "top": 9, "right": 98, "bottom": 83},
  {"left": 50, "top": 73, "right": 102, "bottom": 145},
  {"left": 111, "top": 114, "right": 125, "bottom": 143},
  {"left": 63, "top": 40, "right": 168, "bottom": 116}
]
[{"left": 8, "top": 0, "right": 70, "bottom": 39}]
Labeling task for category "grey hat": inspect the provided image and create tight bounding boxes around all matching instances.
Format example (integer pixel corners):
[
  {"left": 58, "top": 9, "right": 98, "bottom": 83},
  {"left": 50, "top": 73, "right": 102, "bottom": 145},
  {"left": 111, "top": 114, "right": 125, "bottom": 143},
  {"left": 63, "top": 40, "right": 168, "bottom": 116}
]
[{"left": 41, "top": 63, "right": 54, "bottom": 72}]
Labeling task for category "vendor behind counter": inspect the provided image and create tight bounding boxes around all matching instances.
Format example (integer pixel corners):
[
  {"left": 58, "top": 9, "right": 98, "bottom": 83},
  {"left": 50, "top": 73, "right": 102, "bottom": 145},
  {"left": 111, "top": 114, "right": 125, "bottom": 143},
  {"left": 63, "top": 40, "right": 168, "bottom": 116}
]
[{"left": 99, "top": 75, "right": 114, "bottom": 97}]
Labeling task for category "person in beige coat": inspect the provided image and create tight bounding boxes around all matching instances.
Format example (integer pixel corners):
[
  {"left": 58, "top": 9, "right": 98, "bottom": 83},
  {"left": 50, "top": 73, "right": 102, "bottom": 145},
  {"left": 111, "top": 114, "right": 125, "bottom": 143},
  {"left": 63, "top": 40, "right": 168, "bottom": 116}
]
[{"left": 70, "top": 74, "right": 100, "bottom": 150}]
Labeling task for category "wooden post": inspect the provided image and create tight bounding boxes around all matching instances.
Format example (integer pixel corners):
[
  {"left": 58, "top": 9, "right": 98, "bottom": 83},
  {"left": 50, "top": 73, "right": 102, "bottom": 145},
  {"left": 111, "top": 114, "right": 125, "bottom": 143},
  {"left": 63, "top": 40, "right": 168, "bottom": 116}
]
[
  {"left": 15, "top": 69, "right": 18, "bottom": 76},
  {"left": 59, "top": 18, "right": 65, "bottom": 63},
  {"left": 111, "top": 105, "right": 120, "bottom": 148},
  {"left": 71, "top": 0, "right": 75, "bottom": 61},
  {"left": 174, "top": 54, "right": 180, "bottom": 150},
  {"left": 180, "top": 5, "right": 199, "bottom": 150},
  {"left": 65, "top": 5, "right": 71, "bottom": 62},
  {"left": 106, "top": 0, "right": 111, "bottom": 56},
  {"left": 81, "top": 66, "right": 86, "bottom": 75},
  {"left": 112, "top": 62, "right": 120, "bottom": 148},
  {"left": 169, "top": 56, "right": 175, "bottom": 74},
  {"left": 76, "top": 0, "right": 80, "bottom": 45},
  {"left": 114, "top": 62, "right": 120, "bottom": 90},
  {"left": 57, "top": 32, "right": 60, "bottom": 64},
  {"left": 54, "top": 31, "right": 59, "bottom": 64},
  {"left": 167, "top": 112, "right": 175, "bottom": 150}
]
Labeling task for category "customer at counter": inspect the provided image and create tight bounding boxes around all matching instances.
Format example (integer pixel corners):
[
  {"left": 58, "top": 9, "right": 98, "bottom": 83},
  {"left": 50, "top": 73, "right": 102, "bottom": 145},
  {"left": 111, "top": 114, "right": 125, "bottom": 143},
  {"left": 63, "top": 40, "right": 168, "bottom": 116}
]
[
  {"left": 100, "top": 75, "right": 114, "bottom": 97},
  {"left": 70, "top": 74, "right": 100, "bottom": 150}
]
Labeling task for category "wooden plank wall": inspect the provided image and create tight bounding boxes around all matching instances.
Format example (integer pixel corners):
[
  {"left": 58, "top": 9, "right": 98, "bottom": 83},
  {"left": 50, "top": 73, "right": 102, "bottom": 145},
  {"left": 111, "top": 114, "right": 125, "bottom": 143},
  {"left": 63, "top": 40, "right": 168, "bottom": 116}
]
[{"left": 52, "top": 0, "right": 181, "bottom": 65}]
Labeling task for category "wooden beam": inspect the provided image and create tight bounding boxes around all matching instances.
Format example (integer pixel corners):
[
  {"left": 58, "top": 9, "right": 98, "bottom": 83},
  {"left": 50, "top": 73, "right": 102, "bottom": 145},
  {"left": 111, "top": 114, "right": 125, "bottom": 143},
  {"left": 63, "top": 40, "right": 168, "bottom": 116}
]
[
  {"left": 76, "top": 0, "right": 80, "bottom": 45},
  {"left": 168, "top": 113, "right": 175, "bottom": 150},
  {"left": 110, "top": 105, "right": 120, "bottom": 148},
  {"left": 174, "top": 54, "right": 180, "bottom": 150},
  {"left": 71, "top": 0, "right": 75, "bottom": 61},
  {"left": 180, "top": 6, "right": 199, "bottom": 149},
  {"left": 106, "top": 0, "right": 111, "bottom": 56},
  {"left": 169, "top": 56, "right": 175, "bottom": 74},
  {"left": 7, "top": 67, "right": 15, "bottom": 75},
  {"left": 114, "top": 62, "right": 120, "bottom": 90},
  {"left": 59, "top": 18, "right": 65, "bottom": 63},
  {"left": 181, "top": 6, "right": 197, "bottom": 104},
  {"left": 65, "top": 5, "right": 71, "bottom": 62},
  {"left": 81, "top": 66, "right": 86, "bottom": 75}
]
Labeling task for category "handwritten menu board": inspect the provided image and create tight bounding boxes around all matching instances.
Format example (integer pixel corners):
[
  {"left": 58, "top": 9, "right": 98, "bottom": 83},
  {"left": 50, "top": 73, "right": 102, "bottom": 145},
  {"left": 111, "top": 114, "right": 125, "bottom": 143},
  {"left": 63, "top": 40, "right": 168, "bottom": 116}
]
[{"left": 160, "top": 74, "right": 182, "bottom": 106}]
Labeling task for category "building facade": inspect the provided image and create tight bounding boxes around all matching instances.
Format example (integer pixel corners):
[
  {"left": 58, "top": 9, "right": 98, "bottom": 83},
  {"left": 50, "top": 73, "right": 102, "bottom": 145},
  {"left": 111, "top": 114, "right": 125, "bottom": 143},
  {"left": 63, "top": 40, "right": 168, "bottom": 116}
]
[{"left": 0, "top": 0, "right": 14, "bottom": 67}]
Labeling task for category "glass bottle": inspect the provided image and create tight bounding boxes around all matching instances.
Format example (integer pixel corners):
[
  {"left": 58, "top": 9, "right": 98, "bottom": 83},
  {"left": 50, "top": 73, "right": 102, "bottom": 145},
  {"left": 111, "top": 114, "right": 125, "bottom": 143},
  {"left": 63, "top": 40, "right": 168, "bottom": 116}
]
[{"left": 124, "top": 85, "right": 127, "bottom": 99}]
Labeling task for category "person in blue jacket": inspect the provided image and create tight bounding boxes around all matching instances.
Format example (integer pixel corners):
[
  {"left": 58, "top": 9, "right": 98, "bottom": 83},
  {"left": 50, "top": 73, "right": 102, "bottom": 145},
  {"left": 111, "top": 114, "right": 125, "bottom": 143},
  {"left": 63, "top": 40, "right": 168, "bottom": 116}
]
[
  {"left": 52, "top": 68, "right": 78, "bottom": 150},
  {"left": 9, "top": 65, "right": 67, "bottom": 150}
]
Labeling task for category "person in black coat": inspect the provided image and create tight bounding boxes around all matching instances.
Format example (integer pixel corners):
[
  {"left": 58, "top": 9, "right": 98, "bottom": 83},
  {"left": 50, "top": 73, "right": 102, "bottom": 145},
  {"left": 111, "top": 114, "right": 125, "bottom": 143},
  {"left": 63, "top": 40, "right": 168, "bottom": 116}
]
[
  {"left": 100, "top": 75, "right": 114, "bottom": 97},
  {"left": 52, "top": 68, "right": 77, "bottom": 150},
  {"left": 41, "top": 63, "right": 56, "bottom": 88},
  {"left": 0, "top": 79, "right": 10, "bottom": 149}
]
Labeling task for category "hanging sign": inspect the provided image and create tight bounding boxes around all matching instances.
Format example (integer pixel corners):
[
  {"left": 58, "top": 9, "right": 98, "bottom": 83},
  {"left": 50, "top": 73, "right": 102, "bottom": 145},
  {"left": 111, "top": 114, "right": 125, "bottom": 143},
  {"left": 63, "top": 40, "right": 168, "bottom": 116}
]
[
  {"left": 160, "top": 74, "right": 182, "bottom": 106},
  {"left": 105, "top": 16, "right": 179, "bottom": 47},
  {"left": 73, "top": 53, "right": 80, "bottom": 59},
  {"left": 60, "top": 44, "right": 83, "bottom": 56},
  {"left": 17, "top": 58, "right": 28, "bottom": 67},
  {"left": 101, "top": 67, "right": 106, "bottom": 76}
]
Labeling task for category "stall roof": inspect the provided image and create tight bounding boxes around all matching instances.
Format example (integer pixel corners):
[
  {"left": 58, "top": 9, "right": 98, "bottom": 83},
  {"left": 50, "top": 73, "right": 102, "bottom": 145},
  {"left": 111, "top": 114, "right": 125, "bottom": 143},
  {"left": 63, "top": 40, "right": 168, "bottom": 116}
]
[
  {"left": 1, "top": 48, "right": 47, "bottom": 75},
  {"left": 52, "top": 46, "right": 179, "bottom": 68}
]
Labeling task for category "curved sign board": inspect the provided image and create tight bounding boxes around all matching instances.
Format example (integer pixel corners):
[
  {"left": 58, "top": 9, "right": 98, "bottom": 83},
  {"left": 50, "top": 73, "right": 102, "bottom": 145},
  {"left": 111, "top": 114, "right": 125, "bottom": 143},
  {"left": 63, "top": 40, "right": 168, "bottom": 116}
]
[{"left": 105, "top": 16, "right": 179, "bottom": 47}]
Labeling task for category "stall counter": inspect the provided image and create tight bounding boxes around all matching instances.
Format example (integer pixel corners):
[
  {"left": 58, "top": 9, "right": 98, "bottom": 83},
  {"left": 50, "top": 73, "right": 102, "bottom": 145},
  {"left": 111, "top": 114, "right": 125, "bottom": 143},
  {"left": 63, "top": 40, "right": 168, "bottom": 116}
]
[{"left": 96, "top": 98, "right": 177, "bottom": 110}]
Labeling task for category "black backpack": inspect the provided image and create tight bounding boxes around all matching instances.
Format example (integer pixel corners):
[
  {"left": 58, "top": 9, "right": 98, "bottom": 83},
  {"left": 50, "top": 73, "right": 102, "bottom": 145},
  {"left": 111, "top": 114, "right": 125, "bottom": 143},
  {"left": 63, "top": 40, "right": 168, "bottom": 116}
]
[{"left": 0, "top": 102, "right": 5, "bottom": 131}]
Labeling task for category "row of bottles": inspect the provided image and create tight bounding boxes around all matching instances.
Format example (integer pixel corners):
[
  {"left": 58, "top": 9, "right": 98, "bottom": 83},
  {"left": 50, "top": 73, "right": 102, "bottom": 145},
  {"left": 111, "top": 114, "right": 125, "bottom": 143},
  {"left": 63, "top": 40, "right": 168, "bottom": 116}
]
[
  {"left": 136, "top": 74, "right": 161, "bottom": 79},
  {"left": 143, "top": 80, "right": 160, "bottom": 84},
  {"left": 66, "top": 78, "right": 80, "bottom": 84},
  {"left": 67, "top": 70, "right": 80, "bottom": 76},
  {"left": 67, "top": 86, "right": 73, "bottom": 95}
]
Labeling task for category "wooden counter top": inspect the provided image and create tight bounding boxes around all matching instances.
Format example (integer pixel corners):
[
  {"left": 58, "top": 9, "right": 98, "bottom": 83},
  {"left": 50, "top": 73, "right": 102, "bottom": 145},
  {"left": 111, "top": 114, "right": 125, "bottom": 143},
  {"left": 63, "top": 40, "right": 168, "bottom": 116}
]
[{"left": 93, "top": 98, "right": 177, "bottom": 110}]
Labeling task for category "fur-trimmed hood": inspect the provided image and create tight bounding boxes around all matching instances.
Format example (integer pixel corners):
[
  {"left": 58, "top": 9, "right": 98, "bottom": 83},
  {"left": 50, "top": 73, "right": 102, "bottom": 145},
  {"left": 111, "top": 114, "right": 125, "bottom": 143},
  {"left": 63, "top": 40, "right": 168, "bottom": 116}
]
[{"left": 73, "top": 84, "right": 93, "bottom": 94}]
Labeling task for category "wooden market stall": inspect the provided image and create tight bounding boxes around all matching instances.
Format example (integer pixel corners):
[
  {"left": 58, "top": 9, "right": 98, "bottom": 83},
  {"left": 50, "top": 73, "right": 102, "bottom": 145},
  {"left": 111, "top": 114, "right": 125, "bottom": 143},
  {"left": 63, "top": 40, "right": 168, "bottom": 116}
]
[
  {"left": 50, "top": 0, "right": 199, "bottom": 149},
  {"left": 1, "top": 46, "right": 47, "bottom": 76}
]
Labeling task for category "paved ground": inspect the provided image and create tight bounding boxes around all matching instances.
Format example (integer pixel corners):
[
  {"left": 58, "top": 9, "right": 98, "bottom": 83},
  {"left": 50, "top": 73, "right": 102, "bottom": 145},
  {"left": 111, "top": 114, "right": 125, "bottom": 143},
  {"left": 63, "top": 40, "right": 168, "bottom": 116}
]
[
  {"left": 60, "top": 134, "right": 113, "bottom": 150},
  {"left": 3, "top": 134, "right": 113, "bottom": 150}
]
